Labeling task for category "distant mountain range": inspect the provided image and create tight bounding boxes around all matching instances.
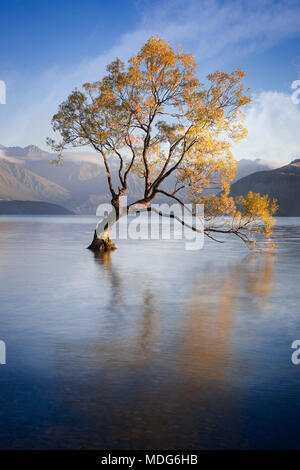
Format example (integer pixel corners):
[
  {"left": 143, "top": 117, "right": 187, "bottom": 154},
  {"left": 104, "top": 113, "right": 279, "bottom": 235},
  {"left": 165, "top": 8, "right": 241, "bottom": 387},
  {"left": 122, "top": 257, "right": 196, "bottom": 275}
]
[
  {"left": 230, "top": 159, "right": 300, "bottom": 216},
  {"left": 0, "top": 144, "right": 148, "bottom": 213},
  {"left": 0, "top": 143, "right": 286, "bottom": 215},
  {"left": 0, "top": 200, "right": 74, "bottom": 215},
  {"left": 0, "top": 157, "right": 70, "bottom": 202}
]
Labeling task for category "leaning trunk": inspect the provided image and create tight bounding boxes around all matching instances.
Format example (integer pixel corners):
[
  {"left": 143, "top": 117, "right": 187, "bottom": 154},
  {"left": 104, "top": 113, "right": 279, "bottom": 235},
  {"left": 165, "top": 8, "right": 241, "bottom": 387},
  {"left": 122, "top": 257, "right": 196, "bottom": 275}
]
[
  {"left": 87, "top": 202, "right": 149, "bottom": 253},
  {"left": 87, "top": 229, "right": 117, "bottom": 252},
  {"left": 88, "top": 209, "right": 118, "bottom": 252}
]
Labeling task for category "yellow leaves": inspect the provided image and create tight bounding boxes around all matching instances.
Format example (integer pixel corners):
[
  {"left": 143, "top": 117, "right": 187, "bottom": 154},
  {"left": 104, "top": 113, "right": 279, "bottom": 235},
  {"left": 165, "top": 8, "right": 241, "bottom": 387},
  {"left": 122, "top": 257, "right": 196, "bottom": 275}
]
[
  {"left": 198, "top": 193, "right": 236, "bottom": 218},
  {"left": 178, "top": 146, "right": 237, "bottom": 204},
  {"left": 205, "top": 69, "right": 251, "bottom": 134},
  {"left": 50, "top": 36, "right": 251, "bottom": 168},
  {"left": 48, "top": 35, "right": 279, "bottom": 250},
  {"left": 196, "top": 190, "right": 277, "bottom": 249},
  {"left": 230, "top": 123, "right": 247, "bottom": 142},
  {"left": 237, "top": 192, "right": 278, "bottom": 239},
  {"left": 156, "top": 121, "right": 185, "bottom": 144},
  {"left": 49, "top": 35, "right": 277, "bottom": 250},
  {"left": 238, "top": 192, "right": 277, "bottom": 217},
  {"left": 137, "top": 36, "right": 177, "bottom": 66}
]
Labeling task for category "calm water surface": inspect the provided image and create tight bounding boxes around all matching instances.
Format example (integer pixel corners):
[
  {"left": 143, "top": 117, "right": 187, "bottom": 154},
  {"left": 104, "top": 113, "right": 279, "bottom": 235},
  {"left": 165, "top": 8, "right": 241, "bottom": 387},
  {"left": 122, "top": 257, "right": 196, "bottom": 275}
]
[{"left": 0, "top": 216, "right": 300, "bottom": 449}]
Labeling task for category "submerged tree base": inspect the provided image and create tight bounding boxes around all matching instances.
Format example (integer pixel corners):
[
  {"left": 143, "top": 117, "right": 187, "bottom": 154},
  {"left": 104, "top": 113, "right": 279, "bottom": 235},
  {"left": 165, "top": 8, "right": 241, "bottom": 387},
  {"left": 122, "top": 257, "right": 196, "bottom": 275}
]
[{"left": 87, "top": 230, "right": 117, "bottom": 252}]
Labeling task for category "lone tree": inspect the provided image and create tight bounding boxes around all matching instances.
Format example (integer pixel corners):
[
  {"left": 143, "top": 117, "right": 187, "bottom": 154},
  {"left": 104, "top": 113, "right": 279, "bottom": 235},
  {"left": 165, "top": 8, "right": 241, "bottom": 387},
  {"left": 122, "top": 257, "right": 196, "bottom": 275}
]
[{"left": 48, "top": 37, "right": 277, "bottom": 252}]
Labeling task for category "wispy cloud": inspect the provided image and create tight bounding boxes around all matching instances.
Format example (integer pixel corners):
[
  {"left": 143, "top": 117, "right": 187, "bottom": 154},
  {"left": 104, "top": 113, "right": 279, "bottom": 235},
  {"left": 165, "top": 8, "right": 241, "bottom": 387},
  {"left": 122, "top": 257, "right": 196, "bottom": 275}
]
[
  {"left": 232, "top": 90, "right": 300, "bottom": 163},
  {"left": 140, "top": 0, "right": 300, "bottom": 60},
  {"left": 1, "top": 0, "right": 300, "bottom": 162}
]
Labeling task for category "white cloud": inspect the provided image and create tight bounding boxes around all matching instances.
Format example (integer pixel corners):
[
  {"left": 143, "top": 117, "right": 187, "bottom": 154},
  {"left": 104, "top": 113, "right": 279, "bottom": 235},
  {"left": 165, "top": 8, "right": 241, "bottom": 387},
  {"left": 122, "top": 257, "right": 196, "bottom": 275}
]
[
  {"left": 0, "top": 150, "right": 23, "bottom": 164},
  {"left": 1, "top": 0, "right": 300, "bottom": 162},
  {"left": 140, "top": 0, "right": 300, "bottom": 61},
  {"left": 232, "top": 91, "right": 300, "bottom": 164}
]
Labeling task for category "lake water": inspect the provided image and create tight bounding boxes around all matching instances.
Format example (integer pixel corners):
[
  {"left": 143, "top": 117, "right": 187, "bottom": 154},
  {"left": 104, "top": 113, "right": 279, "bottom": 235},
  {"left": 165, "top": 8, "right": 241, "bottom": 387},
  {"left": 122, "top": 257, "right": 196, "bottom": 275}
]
[{"left": 0, "top": 215, "right": 300, "bottom": 449}]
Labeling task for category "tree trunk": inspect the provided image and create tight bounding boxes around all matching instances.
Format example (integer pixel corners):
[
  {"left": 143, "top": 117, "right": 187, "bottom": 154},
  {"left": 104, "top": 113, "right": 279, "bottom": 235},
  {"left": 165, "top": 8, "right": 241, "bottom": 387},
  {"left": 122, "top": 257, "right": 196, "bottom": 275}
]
[
  {"left": 87, "top": 209, "right": 118, "bottom": 252},
  {"left": 87, "top": 202, "right": 149, "bottom": 253},
  {"left": 87, "top": 229, "right": 117, "bottom": 252}
]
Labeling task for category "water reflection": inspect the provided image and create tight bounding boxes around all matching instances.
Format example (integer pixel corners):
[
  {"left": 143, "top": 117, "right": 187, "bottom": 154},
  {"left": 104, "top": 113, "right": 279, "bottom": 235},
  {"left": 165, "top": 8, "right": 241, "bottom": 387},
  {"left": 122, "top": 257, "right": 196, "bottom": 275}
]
[
  {"left": 1, "top": 217, "right": 300, "bottom": 449},
  {"left": 244, "top": 254, "right": 275, "bottom": 299},
  {"left": 182, "top": 254, "right": 275, "bottom": 380},
  {"left": 93, "top": 251, "right": 125, "bottom": 314},
  {"left": 47, "top": 251, "right": 276, "bottom": 449}
]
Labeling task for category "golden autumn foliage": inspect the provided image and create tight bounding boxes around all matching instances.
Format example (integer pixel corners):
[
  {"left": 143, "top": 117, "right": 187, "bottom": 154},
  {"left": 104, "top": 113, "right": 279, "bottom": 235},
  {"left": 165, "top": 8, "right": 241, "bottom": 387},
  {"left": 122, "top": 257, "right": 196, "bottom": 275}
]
[{"left": 48, "top": 36, "right": 277, "bottom": 248}]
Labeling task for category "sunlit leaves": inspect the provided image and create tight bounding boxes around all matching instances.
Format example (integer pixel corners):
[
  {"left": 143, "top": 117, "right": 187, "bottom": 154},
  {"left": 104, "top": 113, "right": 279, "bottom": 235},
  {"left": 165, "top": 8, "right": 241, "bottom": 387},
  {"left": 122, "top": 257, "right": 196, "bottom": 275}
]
[{"left": 48, "top": 36, "right": 276, "bottom": 248}]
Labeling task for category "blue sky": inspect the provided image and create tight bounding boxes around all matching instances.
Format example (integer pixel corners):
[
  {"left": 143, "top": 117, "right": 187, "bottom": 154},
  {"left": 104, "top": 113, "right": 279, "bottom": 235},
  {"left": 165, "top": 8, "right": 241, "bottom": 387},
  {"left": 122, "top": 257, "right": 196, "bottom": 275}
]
[{"left": 1, "top": 0, "right": 300, "bottom": 162}]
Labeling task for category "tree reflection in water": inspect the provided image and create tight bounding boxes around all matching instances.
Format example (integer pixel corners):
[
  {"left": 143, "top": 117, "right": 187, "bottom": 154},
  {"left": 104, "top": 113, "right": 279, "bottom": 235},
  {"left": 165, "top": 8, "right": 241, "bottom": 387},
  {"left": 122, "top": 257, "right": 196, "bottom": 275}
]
[{"left": 48, "top": 252, "right": 275, "bottom": 449}]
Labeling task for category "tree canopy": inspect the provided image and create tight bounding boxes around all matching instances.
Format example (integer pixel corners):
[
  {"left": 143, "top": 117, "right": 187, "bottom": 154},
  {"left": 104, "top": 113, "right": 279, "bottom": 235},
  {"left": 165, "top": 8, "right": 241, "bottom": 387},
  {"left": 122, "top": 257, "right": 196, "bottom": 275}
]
[{"left": 48, "top": 37, "right": 277, "bottom": 249}]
